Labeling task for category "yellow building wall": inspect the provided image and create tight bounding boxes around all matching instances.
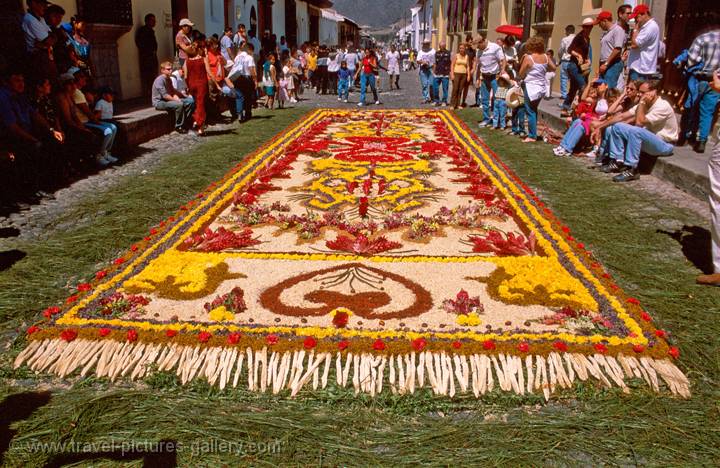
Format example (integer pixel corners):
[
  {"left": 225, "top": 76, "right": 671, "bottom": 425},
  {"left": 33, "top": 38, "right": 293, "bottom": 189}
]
[
  {"left": 51, "top": 0, "right": 174, "bottom": 100},
  {"left": 434, "top": 0, "right": 635, "bottom": 94}
]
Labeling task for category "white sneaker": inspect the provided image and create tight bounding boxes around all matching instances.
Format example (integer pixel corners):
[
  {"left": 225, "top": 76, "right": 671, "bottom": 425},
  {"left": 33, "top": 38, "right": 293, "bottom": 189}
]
[
  {"left": 375, "top": 101, "right": 381, "bottom": 105},
  {"left": 441, "top": 102, "right": 448, "bottom": 107},
  {"left": 553, "top": 146, "right": 570, "bottom": 157},
  {"left": 343, "top": 99, "right": 348, "bottom": 103},
  {"left": 338, "top": 97, "right": 342, "bottom": 101},
  {"left": 358, "top": 102, "right": 364, "bottom": 106},
  {"left": 103, "top": 152, "right": 119, "bottom": 163},
  {"left": 95, "top": 154, "right": 111, "bottom": 166}
]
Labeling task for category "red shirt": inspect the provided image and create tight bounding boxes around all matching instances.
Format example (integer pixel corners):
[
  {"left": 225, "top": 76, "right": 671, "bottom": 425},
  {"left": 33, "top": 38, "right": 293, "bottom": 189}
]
[{"left": 362, "top": 56, "right": 375, "bottom": 74}]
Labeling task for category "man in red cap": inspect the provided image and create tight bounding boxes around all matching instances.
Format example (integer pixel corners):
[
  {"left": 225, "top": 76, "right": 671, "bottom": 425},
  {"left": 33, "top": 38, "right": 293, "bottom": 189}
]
[
  {"left": 596, "top": 11, "right": 625, "bottom": 89},
  {"left": 627, "top": 4, "right": 660, "bottom": 81}
]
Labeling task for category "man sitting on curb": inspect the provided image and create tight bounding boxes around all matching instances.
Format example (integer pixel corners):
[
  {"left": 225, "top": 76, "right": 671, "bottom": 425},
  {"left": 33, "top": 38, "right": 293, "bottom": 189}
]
[
  {"left": 152, "top": 61, "right": 195, "bottom": 133},
  {"left": 601, "top": 80, "right": 678, "bottom": 182}
]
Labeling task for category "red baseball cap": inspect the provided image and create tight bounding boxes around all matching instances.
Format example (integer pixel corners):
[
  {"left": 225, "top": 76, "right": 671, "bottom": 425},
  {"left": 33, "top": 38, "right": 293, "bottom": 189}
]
[
  {"left": 629, "top": 4, "right": 650, "bottom": 19},
  {"left": 594, "top": 11, "right": 612, "bottom": 23}
]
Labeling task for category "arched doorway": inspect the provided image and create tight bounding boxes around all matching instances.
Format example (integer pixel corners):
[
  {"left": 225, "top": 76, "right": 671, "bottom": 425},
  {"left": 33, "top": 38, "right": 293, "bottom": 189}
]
[{"left": 250, "top": 5, "right": 257, "bottom": 37}]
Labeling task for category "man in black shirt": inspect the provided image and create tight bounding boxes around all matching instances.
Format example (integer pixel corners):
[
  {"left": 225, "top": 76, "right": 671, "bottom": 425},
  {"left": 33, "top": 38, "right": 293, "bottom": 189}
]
[
  {"left": 433, "top": 42, "right": 451, "bottom": 106},
  {"left": 135, "top": 14, "right": 158, "bottom": 98}
]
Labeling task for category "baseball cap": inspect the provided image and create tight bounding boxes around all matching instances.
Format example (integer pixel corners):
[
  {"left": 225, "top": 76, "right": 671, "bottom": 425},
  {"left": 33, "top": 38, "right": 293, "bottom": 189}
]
[
  {"left": 629, "top": 4, "right": 650, "bottom": 19},
  {"left": 179, "top": 18, "right": 194, "bottom": 27},
  {"left": 592, "top": 78, "right": 607, "bottom": 86},
  {"left": 594, "top": 11, "right": 612, "bottom": 23},
  {"left": 580, "top": 17, "right": 595, "bottom": 27}
]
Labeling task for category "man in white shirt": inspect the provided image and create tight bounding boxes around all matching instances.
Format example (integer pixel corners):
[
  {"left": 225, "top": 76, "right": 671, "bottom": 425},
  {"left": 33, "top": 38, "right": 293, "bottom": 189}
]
[
  {"left": 475, "top": 34, "right": 506, "bottom": 127},
  {"left": 557, "top": 25, "right": 575, "bottom": 102},
  {"left": 22, "top": 0, "right": 57, "bottom": 78},
  {"left": 596, "top": 11, "right": 625, "bottom": 89},
  {"left": 344, "top": 46, "right": 359, "bottom": 88},
  {"left": 228, "top": 44, "right": 257, "bottom": 121},
  {"left": 603, "top": 80, "right": 677, "bottom": 182},
  {"left": 627, "top": 4, "right": 660, "bottom": 82},
  {"left": 416, "top": 40, "right": 435, "bottom": 103},
  {"left": 220, "top": 27, "right": 235, "bottom": 61},
  {"left": 385, "top": 45, "right": 401, "bottom": 90}
]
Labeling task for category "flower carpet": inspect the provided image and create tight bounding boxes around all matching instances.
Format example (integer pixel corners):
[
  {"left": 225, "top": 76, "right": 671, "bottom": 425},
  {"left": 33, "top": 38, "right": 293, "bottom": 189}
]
[{"left": 15, "top": 110, "right": 689, "bottom": 398}]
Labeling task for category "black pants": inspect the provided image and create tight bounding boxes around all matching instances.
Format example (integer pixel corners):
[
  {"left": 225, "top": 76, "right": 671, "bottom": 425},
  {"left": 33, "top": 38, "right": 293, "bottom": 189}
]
[
  {"left": 315, "top": 65, "right": 328, "bottom": 94},
  {"left": 328, "top": 71, "right": 338, "bottom": 94}
]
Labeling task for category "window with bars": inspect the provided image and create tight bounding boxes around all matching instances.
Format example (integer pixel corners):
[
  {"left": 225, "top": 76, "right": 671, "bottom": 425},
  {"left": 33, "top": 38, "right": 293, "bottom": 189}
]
[
  {"left": 476, "top": 0, "right": 490, "bottom": 30},
  {"left": 511, "top": 0, "right": 525, "bottom": 25},
  {"left": 534, "top": 0, "right": 555, "bottom": 23},
  {"left": 77, "top": 0, "right": 133, "bottom": 25}
]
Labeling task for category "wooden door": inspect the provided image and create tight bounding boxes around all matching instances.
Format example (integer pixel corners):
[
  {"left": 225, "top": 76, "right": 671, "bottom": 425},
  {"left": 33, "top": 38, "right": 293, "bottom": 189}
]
[
  {"left": 661, "top": 0, "right": 720, "bottom": 101},
  {"left": 171, "top": 0, "right": 188, "bottom": 38}
]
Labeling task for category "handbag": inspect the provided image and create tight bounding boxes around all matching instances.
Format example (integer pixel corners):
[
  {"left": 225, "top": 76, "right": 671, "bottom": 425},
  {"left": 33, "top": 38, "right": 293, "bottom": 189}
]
[{"left": 579, "top": 60, "right": 591, "bottom": 75}]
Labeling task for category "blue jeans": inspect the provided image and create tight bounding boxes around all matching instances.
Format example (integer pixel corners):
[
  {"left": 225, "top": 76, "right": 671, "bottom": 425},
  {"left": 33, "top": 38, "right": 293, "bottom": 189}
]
[
  {"left": 562, "top": 62, "right": 586, "bottom": 110},
  {"left": 560, "top": 119, "right": 587, "bottom": 152},
  {"left": 511, "top": 105, "right": 526, "bottom": 134},
  {"left": 433, "top": 76, "right": 449, "bottom": 104},
  {"left": 155, "top": 97, "right": 195, "bottom": 129},
  {"left": 522, "top": 84, "right": 541, "bottom": 139},
  {"left": 628, "top": 69, "right": 656, "bottom": 82},
  {"left": 559, "top": 61, "right": 571, "bottom": 100},
  {"left": 85, "top": 121, "right": 117, "bottom": 154},
  {"left": 360, "top": 73, "right": 377, "bottom": 104},
  {"left": 480, "top": 75, "right": 498, "bottom": 124},
  {"left": 419, "top": 68, "right": 434, "bottom": 101},
  {"left": 695, "top": 82, "right": 720, "bottom": 142},
  {"left": 607, "top": 122, "right": 674, "bottom": 168},
  {"left": 338, "top": 78, "right": 349, "bottom": 100},
  {"left": 492, "top": 99, "right": 507, "bottom": 128},
  {"left": 601, "top": 60, "right": 624, "bottom": 89}
]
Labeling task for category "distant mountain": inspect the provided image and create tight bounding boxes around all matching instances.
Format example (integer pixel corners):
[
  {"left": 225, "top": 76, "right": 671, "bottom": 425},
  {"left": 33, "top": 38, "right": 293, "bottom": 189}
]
[{"left": 331, "top": 0, "right": 419, "bottom": 29}]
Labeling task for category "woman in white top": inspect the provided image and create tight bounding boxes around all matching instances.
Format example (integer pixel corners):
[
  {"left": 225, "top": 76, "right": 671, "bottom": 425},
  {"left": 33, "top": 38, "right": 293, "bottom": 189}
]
[{"left": 518, "top": 36, "right": 555, "bottom": 142}]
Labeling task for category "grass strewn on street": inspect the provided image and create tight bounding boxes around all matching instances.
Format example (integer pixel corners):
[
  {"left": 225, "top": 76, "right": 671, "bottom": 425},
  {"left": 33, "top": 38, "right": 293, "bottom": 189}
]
[{"left": 0, "top": 107, "right": 718, "bottom": 465}]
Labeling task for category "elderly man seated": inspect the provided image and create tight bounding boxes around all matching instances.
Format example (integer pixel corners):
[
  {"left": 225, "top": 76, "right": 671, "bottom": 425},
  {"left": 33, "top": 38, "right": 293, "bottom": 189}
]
[
  {"left": 152, "top": 61, "right": 195, "bottom": 133},
  {"left": 600, "top": 80, "right": 678, "bottom": 182}
]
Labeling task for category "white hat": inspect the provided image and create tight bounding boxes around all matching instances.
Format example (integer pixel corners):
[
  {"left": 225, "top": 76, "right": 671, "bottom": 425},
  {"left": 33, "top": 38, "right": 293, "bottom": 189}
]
[
  {"left": 505, "top": 86, "right": 524, "bottom": 109},
  {"left": 179, "top": 18, "right": 194, "bottom": 27},
  {"left": 580, "top": 17, "right": 595, "bottom": 27}
]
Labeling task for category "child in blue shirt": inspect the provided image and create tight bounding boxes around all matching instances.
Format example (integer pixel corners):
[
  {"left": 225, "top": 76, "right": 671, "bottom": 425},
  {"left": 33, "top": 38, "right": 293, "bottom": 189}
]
[{"left": 337, "top": 61, "right": 352, "bottom": 103}]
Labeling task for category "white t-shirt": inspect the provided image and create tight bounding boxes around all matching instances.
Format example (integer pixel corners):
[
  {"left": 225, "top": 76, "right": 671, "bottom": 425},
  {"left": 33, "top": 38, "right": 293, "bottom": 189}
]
[
  {"left": 344, "top": 52, "right": 358, "bottom": 70},
  {"left": 631, "top": 97, "right": 678, "bottom": 142},
  {"left": 417, "top": 49, "right": 436, "bottom": 68},
  {"left": 628, "top": 19, "right": 660, "bottom": 75},
  {"left": 227, "top": 52, "right": 249, "bottom": 80},
  {"left": 94, "top": 99, "right": 114, "bottom": 120},
  {"left": 328, "top": 54, "right": 340, "bottom": 72},
  {"left": 385, "top": 51, "right": 400, "bottom": 71},
  {"left": 22, "top": 13, "right": 50, "bottom": 53},
  {"left": 478, "top": 42, "right": 505, "bottom": 74}
]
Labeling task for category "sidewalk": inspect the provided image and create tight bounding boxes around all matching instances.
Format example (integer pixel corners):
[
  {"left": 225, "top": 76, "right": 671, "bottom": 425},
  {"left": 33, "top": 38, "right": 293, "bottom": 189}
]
[{"left": 538, "top": 96, "right": 711, "bottom": 201}]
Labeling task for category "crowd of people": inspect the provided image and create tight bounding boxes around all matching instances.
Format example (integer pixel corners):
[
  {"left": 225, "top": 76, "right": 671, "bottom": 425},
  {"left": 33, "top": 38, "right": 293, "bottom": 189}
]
[
  {"left": 1, "top": 0, "right": 122, "bottom": 207},
  {"left": 0, "top": 0, "right": 399, "bottom": 207},
  {"left": 408, "top": 5, "right": 717, "bottom": 186}
]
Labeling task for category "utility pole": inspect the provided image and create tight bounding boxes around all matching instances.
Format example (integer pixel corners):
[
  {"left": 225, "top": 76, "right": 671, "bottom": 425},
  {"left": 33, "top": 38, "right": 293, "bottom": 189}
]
[{"left": 522, "top": 0, "right": 532, "bottom": 42}]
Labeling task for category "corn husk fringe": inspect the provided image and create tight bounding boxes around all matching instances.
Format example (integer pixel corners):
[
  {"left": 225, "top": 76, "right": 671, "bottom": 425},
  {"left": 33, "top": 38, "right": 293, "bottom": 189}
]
[{"left": 14, "top": 339, "right": 691, "bottom": 399}]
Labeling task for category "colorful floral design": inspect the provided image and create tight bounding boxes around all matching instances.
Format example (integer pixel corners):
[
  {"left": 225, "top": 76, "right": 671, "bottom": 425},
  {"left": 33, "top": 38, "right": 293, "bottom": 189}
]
[{"left": 20, "top": 110, "right": 686, "bottom": 398}]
